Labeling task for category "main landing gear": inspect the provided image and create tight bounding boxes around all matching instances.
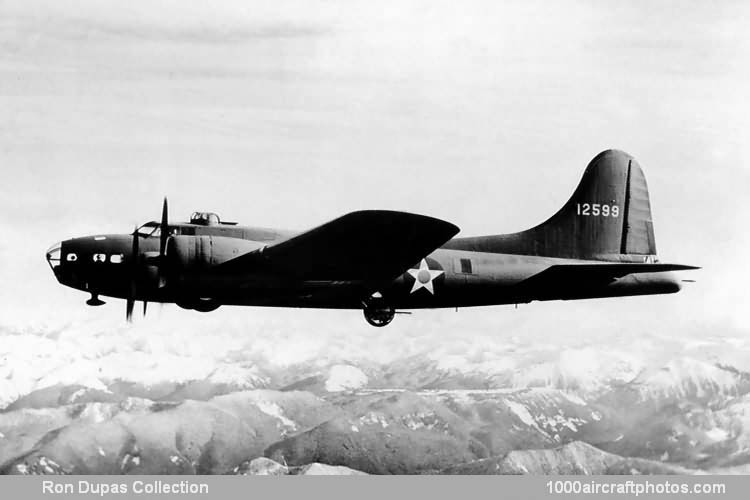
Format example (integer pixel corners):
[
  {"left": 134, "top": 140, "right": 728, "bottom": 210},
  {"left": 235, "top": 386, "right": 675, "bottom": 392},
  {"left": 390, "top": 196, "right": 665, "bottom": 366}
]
[
  {"left": 362, "top": 296, "right": 396, "bottom": 327},
  {"left": 363, "top": 305, "right": 395, "bottom": 327},
  {"left": 176, "top": 297, "right": 221, "bottom": 313}
]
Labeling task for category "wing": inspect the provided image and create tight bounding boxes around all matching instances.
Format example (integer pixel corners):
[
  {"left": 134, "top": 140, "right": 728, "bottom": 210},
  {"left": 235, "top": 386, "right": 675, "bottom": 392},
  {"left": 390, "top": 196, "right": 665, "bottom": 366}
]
[{"left": 218, "top": 210, "right": 460, "bottom": 284}]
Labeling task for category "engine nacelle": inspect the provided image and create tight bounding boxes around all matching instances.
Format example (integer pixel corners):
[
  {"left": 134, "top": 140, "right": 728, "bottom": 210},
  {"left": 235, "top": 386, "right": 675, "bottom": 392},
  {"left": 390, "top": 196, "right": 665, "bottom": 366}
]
[{"left": 168, "top": 235, "right": 265, "bottom": 274}]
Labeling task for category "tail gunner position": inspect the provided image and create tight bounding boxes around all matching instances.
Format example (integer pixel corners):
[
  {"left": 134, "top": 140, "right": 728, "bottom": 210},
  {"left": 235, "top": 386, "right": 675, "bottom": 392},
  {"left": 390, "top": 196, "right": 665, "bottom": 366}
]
[{"left": 46, "top": 150, "right": 698, "bottom": 326}]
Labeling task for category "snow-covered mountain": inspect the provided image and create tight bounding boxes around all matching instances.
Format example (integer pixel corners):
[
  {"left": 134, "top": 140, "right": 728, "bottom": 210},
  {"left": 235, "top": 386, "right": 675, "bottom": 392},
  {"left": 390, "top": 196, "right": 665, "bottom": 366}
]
[
  {"left": 1, "top": 390, "right": 337, "bottom": 474},
  {"left": 630, "top": 358, "right": 747, "bottom": 403},
  {"left": 440, "top": 441, "right": 695, "bottom": 475},
  {"left": 2, "top": 320, "right": 749, "bottom": 474}
]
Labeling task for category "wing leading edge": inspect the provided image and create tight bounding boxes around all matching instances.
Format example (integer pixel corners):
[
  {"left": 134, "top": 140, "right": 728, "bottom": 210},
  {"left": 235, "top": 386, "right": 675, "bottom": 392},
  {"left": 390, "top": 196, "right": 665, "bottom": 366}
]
[{"left": 218, "top": 210, "right": 460, "bottom": 285}]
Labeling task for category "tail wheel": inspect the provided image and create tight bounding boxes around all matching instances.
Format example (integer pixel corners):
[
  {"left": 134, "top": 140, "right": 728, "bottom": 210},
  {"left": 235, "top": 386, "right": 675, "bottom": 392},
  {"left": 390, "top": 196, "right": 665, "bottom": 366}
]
[{"left": 363, "top": 305, "right": 395, "bottom": 327}]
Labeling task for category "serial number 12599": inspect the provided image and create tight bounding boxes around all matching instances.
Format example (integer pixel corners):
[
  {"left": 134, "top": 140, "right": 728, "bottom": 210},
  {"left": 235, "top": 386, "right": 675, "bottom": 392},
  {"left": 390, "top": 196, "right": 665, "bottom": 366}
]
[{"left": 576, "top": 203, "right": 619, "bottom": 217}]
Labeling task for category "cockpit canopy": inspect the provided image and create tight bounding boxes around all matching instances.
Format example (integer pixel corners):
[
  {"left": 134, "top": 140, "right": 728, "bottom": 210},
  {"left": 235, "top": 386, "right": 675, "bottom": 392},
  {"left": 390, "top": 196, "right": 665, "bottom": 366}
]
[
  {"left": 134, "top": 212, "right": 237, "bottom": 237},
  {"left": 190, "top": 212, "right": 221, "bottom": 226}
]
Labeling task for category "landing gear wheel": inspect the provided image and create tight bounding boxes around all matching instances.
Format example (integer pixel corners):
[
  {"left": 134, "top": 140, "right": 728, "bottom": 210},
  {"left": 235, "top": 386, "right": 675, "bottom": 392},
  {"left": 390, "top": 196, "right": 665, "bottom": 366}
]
[
  {"left": 363, "top": 305, "right": 395, "bottom": 327},
  {"left": 176, "top": 297, "right": 221, "bottom": 312}
]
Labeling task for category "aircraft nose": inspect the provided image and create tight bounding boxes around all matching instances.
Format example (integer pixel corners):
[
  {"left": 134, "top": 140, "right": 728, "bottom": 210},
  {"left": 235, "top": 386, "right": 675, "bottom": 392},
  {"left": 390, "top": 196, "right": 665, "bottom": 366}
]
[{"left": 46, "top": 241, "right": 62, "bottom": 271}]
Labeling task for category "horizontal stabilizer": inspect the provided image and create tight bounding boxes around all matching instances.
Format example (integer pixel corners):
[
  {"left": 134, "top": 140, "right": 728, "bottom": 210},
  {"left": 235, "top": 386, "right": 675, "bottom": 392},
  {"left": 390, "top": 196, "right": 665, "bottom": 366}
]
[
  {"left": 218, "top": 210, "right": 460, "bottom": 284},
  {"left": 544, "top": 262, "right": 699, "bottom": 276},
  {"left": 517, "top": 262, "right": 699, "bottom": 296}
]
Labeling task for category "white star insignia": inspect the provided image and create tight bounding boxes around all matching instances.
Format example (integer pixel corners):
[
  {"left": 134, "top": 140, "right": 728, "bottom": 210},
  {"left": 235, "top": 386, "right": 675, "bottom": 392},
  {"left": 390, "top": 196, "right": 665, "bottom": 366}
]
[{"left": 407, "top": 259, "right": 444, "bottom": 295}]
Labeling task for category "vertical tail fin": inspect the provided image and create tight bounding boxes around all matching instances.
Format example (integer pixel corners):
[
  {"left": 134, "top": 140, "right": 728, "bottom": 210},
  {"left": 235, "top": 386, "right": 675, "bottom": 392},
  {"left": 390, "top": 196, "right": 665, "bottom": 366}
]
[
  {"left": 447, "top": 149, "right": 658, "bottom": 260},
  {"left": 533, "top": 148, "right": 657, "bottom": 259}
]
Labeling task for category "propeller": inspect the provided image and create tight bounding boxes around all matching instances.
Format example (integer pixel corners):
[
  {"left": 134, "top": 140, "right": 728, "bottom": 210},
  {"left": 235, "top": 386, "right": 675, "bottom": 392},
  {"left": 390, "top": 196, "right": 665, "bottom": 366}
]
[
  {"left": 126, "top": 224, "right": 139, "bottom": 322},
  {"left": 126, "top": 197, "right": 170, "bottom": 323},
  {"left": 160, "top": 197, "right": 168, "bottom": 259},
  {"left": 158, "top": 197, "right": 169, "bottom": 288}
]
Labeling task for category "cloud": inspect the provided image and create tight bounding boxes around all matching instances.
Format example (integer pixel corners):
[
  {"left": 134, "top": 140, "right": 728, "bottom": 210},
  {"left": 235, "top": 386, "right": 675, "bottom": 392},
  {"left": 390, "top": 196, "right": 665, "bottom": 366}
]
[
  {"left": 61, "top": 19, "right": 330, "bottom": 45},
  {"left": 2, "top": 0, "right": 332, "bottom": 45}
]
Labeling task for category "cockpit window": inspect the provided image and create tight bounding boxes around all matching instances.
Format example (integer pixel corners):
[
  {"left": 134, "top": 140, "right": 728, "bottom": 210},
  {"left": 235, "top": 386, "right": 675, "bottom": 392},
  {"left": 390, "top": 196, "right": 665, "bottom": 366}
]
[{"left": 135, "top": 222, "right": 162, "bottom": 238}]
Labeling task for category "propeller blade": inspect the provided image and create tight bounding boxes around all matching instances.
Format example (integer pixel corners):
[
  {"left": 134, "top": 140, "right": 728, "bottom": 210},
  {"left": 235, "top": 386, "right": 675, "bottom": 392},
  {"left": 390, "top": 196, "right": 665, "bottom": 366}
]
[
  {"left": 132, "top": 224, "right": 139, "bottom": 260},
  {"left": 127, "top": 225, "right": 139, "bottom": 323},
  {"left": 158, "top": 197, "right": 169, "bottom": 289},
  {"left": 160, "top": 197, "right": 168, "bottom": 257},
  {"left": 126, "top": 298, "right": 135, "bottom": 322}
]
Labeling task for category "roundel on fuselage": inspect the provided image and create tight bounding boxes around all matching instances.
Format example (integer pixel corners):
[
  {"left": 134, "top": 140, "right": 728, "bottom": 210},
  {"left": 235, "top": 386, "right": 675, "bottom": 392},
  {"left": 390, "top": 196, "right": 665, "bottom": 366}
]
[{"left": 405, "top": 257, "right": 444, "bottom": 295}]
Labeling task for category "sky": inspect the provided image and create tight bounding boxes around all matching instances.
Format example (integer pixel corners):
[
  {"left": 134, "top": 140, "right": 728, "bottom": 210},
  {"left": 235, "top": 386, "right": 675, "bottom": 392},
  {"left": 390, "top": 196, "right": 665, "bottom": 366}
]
[{"left": 0, "top": 0, "right": 748, "bottom": 343}]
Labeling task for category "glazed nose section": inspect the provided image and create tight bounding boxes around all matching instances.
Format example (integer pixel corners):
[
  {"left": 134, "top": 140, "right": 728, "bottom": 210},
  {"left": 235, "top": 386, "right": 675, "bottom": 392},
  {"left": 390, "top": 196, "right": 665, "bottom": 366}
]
[{"left": 46, "top": 242, "right": 62, "bottom": 271}]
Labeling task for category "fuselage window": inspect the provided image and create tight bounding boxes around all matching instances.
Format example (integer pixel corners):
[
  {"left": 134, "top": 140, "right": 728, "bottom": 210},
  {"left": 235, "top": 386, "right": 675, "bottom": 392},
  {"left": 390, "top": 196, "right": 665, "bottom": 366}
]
[
  {"left": 460, "top": 258, "right": 473, "bottom": 274},
  {"left": 66, "top": 253, "right": 78, "bottom": 262},
  {"left": 110, "top": 254, "right": 124, "bottom": 264},
  {"left": 46, "top": 243, "right": 62, "bottom": 271},
  {"left": 93, "top": 253, "right": 106, "bottom": 263}
]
